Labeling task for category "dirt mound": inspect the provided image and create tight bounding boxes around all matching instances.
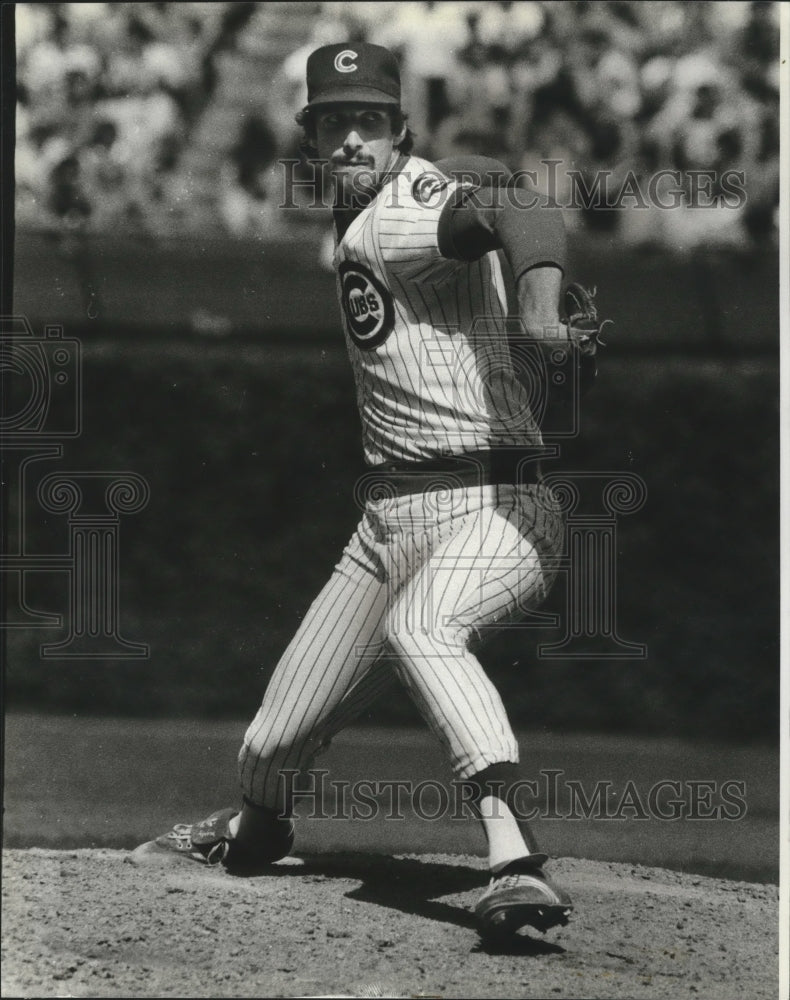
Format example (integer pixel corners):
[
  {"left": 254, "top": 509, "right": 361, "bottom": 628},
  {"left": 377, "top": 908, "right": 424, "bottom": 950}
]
[{"left": 1, "top": 849, "right": 778, "bottom": 999}]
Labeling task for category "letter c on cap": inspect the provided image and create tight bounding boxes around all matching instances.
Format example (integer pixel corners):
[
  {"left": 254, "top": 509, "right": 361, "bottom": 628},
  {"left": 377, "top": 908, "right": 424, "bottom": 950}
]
[{"left": 334, "top": 49, "right": 358, "bottom": 73}]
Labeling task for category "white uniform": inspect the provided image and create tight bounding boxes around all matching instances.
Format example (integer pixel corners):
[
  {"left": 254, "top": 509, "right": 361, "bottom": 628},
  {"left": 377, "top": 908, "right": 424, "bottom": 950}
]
[
  {"left": 238, "top": 155, "right": 564, "bottom": 812},
  {"left": 336, "top": 156, "right": 544, "bottom": 464}
]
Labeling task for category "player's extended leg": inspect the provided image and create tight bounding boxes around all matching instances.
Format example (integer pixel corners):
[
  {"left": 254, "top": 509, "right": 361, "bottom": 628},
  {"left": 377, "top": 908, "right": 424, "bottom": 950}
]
[
  {"left": 129, "top": 523, "right": 390, "bottom": 869},
  {"left": 383, "top": 485, "right": 572, "bottom": 934},
  {"left": 237, "top": 545, "right": 390, "bottom": 814}
]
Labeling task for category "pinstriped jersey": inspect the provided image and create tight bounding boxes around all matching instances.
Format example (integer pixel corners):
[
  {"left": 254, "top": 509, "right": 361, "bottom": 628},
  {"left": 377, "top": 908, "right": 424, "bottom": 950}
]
[{"left": 334, "top": 154, "right": 544, "bottom": 466}]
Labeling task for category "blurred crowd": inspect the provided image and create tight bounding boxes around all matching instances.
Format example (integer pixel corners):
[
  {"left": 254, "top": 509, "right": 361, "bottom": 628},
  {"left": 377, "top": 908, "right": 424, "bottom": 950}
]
[
  {"left": 16, "top": 1, "right": 780, "bottom": 249},
  {"left": 15, "top": 2, "right": 255, "bottom": 234}
]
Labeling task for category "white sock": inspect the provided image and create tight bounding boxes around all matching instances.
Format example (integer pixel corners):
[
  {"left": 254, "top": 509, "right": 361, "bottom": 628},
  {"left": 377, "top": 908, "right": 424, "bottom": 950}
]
[
  {"left": 478, "top": 794, "right": 532, "bottom": 873},
  {"left": 228, "top": 813, "right": 241, "bottom": 838}
]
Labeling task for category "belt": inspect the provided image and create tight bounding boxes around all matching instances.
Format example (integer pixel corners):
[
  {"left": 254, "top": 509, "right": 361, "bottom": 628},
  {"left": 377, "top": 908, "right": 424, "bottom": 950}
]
[{"left": 361, "top": 447, "right": 557, "bottom": 498}]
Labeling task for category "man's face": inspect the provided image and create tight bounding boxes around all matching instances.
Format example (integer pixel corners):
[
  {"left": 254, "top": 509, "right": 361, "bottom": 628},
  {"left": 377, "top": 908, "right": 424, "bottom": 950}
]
[{"left": 314, "top": 104, "right": 404, "bottom": 205}]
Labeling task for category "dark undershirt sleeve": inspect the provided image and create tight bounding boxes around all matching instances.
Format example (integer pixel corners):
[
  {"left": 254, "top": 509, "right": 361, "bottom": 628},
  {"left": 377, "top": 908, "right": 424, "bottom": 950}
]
[{"left": 437, "top": 185, "right": 567, "bottom": 278}]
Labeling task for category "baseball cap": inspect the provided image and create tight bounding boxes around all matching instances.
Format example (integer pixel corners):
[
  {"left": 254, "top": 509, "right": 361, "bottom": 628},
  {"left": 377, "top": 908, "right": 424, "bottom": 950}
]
[{"left": 305, "top": 42, "right": 400, "bottom": 107}]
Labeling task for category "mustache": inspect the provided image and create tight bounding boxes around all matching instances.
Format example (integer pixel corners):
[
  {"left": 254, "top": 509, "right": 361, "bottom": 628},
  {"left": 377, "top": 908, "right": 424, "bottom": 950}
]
[{"left": 331, "top": 155, "right": 375, "bottom": 168}]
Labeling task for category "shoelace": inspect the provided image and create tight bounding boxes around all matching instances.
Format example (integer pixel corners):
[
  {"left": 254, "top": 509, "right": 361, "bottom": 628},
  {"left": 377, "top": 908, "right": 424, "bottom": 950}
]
[
  {"left": 164, "top": 823, "right": 229, "bottom": 865},
  {"left": 165, "top": 824, "right": 193, "bottom": 850}
]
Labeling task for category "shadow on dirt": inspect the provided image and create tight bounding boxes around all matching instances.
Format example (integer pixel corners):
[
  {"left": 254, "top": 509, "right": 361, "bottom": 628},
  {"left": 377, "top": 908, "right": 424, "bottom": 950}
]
[
  {"left": 473, "top": 935, "right": 565, "bottom": 956},
  {"left": 228, "top": 852, "right": 566, "bottom": 953}
]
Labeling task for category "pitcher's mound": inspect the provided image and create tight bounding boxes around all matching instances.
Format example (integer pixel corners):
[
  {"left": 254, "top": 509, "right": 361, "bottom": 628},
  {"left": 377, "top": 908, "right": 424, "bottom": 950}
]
[{"left": 2, "top": 849, "right": 778, "bottom": 999}]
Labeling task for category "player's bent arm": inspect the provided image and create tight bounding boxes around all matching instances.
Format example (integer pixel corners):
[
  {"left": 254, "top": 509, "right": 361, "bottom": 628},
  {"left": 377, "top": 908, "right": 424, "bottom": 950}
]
[
  {"left": 434, "top": 159, "right": 597, "bottom": 398},
  {"left": 435, "top": 183, "right": 567, "bottom": 286},
  {"left": 435, "top": 154, "right": 566, "bottom": 280},
  {"left": 434, "top": 165, "right": 567, "bottom": 339}
]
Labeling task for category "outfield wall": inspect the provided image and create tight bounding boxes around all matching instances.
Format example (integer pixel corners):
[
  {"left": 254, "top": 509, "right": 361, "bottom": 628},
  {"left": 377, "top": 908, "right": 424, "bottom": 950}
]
[{"left": 14, "top": 230, "right": 780, "bottom": 352}]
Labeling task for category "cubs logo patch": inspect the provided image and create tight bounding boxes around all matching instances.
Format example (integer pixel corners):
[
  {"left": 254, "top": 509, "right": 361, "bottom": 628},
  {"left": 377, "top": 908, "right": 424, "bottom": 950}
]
[
  {"left": 411, "top": 171, "right": 449, "bottom": 207},
  {"left": 339, "top": 261, "right": 394, "bottom": 350},
  {"left": 334, "top": 49, "right": 358, "bottom": 73}
]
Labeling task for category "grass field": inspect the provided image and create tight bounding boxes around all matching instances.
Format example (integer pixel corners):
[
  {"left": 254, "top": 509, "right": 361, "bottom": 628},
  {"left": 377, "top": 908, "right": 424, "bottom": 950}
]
[{"left": 3, "top": 714, "right": 778, "bottom": 884}]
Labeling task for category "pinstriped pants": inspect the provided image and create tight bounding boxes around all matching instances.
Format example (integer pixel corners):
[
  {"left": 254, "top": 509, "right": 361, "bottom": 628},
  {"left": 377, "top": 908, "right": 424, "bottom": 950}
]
[{"left": 238, "top": 482, "right": 565, "bottom": 811}]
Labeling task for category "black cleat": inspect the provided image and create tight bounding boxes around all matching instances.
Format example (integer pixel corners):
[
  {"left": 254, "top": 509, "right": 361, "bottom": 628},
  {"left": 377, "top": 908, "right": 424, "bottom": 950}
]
[
  {"left": 127, "top": 807, "right": 294, "bottom": 872},
  {"left": 475, "top": 858, "right": 573, "bottom": 940}
]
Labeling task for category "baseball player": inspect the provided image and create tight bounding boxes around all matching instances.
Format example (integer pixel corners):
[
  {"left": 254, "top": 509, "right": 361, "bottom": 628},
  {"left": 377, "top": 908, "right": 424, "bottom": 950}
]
[{"left": 133, "top": 42, "right": 603, "bottom": 942}]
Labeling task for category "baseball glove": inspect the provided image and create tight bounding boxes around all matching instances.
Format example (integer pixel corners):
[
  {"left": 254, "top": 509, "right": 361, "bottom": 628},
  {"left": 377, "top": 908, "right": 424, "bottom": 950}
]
[{"left": 563, "top": 283, "right": 611, "bottom": 357}]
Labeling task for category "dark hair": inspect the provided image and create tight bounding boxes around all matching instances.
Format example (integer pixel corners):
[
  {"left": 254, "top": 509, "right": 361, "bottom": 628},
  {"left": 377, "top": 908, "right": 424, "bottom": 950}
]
[{"left": 295, "top": 106, "right": 415, "bottom": 157}]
